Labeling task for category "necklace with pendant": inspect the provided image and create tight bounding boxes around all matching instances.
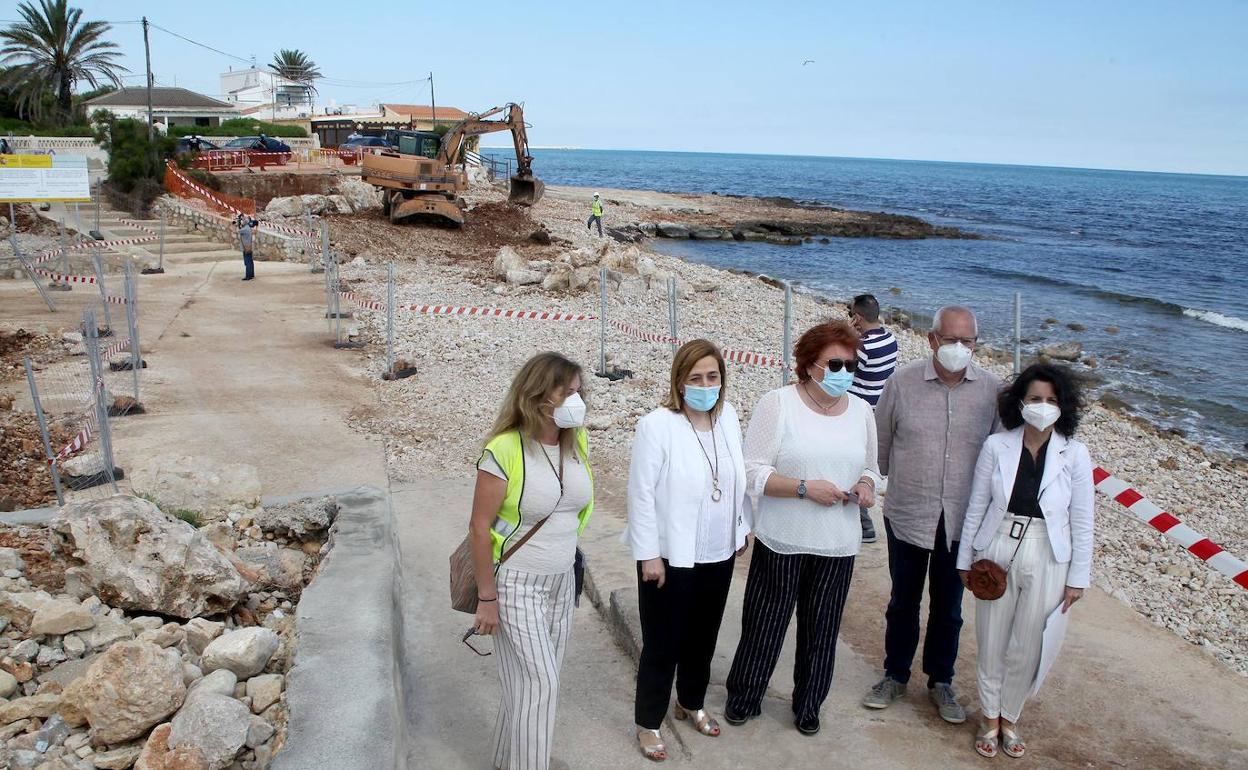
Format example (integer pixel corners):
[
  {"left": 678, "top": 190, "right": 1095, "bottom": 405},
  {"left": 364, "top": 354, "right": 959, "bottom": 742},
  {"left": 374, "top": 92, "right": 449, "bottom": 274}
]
[{"left": 686, "top": 414, "right": 722, "bottom": 502}]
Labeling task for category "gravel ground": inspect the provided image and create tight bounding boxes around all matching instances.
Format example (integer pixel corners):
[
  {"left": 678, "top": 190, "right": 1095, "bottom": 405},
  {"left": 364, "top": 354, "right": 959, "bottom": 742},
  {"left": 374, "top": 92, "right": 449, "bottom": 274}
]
[{"left": 322, "top": 182, "right": 1248, "bottom": 676}]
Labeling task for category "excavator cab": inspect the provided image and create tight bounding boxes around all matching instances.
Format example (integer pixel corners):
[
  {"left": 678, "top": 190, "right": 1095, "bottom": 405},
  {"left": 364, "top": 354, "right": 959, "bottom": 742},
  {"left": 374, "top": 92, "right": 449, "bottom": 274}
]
[{"left": 384, "top": 129, "right": 442, "bottom": 159}]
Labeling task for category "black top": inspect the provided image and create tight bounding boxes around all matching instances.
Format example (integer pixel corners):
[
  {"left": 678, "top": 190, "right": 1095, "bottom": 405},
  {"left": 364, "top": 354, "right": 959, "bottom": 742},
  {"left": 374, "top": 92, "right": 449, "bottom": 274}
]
[{"left": 1007, "top": 438, "right": 1050, "bottom": 518}]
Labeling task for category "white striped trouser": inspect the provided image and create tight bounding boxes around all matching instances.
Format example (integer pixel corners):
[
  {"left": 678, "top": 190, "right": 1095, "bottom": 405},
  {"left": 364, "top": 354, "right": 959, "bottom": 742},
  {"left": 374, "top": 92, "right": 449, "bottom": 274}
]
[
  {"left": 974, "top": 515, "right": 1068, "bottom": 723},
  {"left": 492, "top": 567, "right": 575, "bottom": 770}
]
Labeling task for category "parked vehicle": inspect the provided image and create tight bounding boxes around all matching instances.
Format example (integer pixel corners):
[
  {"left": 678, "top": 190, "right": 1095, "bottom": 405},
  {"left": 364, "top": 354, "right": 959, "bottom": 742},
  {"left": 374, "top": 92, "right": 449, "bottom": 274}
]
[
  {"left": 220, "top": 136, "right": 292, "bottom": 164},
  {"left": 337, "top": 135, "right": 389, "bottom": 165},
  {"left": 175, "top": 136, "right": 221, "bottom": 155}
]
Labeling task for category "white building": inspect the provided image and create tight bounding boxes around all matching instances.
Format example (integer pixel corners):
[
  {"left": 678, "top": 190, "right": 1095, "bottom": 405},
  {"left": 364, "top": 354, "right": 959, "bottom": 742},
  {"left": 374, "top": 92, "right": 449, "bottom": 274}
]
[
  {"left": 220, "top": 67, "right": 315, "bottom": 121},
  {"left": 84, "top": 87, "right": 239, "bottom": 129}
]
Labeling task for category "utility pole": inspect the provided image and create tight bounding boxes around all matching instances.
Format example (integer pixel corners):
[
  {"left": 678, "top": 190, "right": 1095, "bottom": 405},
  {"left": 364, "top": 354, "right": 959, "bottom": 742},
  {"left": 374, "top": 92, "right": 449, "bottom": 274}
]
[
  {"left": 142, "top": 17, "right": 154, "bottom": 141},
  {"left": 429, "top": 71, "right": 436, "bottom": 127}
]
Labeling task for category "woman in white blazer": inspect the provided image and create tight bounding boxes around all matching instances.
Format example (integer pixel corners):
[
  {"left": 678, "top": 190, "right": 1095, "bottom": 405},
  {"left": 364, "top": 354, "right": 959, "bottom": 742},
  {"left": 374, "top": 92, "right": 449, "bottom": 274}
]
[
  {"left": 957, "top": 363, "right": 1094, "bottom": 759},
  {"left": 625, "top": 339, "right": 749, "bottom": 762}
]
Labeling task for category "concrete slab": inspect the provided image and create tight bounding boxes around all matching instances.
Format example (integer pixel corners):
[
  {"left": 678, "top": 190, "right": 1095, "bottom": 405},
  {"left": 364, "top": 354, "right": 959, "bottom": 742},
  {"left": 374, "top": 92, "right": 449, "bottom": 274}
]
[{"left": 273, "top": 486, "right": 406, "bottom": 770}]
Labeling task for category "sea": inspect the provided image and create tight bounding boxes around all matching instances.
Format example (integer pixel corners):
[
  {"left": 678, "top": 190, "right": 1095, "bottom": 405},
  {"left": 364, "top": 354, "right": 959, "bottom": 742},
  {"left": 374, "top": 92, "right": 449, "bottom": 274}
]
[{"left": 487, "top": 149, "right": 1248, "bottom": 455}]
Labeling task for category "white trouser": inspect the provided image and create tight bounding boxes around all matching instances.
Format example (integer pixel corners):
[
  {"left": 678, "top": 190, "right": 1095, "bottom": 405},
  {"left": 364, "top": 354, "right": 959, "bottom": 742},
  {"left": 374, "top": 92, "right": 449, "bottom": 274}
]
[
  {"left": 974, "top": 515, "right": 1068, "bottom": 723},
  {"left": 492, "top": 567, "right": 575, "bottom": 770}
]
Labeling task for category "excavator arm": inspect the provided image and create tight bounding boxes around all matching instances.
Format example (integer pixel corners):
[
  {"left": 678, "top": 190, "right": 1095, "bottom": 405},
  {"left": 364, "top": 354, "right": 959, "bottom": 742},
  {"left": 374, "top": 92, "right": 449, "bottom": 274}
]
[{"left": 438, "top": 103, "right": 543, "bottom": 205}]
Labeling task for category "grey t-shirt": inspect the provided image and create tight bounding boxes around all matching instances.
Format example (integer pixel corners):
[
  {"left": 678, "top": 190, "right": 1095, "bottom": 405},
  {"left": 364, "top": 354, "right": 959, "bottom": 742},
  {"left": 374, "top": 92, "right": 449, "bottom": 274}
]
[{"left": 239, "top": 223, "right": 254, "bottom": 251}]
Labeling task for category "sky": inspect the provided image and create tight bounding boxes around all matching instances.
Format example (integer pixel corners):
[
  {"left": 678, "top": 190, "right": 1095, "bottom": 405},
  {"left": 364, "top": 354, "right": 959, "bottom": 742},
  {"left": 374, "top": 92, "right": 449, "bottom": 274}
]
[{"left": 23, "top": 0, "right": 1248, "bottom": 175}]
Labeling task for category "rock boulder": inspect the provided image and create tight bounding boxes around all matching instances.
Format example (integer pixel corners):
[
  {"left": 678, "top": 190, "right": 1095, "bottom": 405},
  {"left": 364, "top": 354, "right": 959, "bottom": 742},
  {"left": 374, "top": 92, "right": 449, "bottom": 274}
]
[
  {"left": 50, "top": 496, "right": 247, "bottom": 619},
  {"left": 263, "top": 197, "right": 302, "bottom": 218},
  {"left": 252, "top": 496, "right": 336, "bottom": 539},
  {"left": 201, "top": 628, "right": 279, "bottom": 679},
  {"left": 493, "top": 246, "right": 526, "bottom": 279},
  {"left": 62, "top": 640, "right": 186, "bottom": 745},
  {"left": 128, "top": 456, "right": 261, "bottom": 518},
  {"left": 135, "top": 723, "right": 209, "bottom": 770},
  {"left": 1043, "top": 341, "right": 1083, "bottom": 361},
  {"left": 168, "top": 693, "right": 251, "bottom": 770},
  {"left": 233, "top": 545, "right": 307, "bottom": 596},
  {"left": 29, "top": 598, "right": 95, "bottom": 636}
]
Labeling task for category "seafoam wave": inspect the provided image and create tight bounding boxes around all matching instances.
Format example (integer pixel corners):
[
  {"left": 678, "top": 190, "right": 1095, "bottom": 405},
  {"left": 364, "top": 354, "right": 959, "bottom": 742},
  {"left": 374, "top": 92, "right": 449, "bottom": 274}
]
[{"left": 1182, "top": 308, "right": 1248, "bottom": 333}]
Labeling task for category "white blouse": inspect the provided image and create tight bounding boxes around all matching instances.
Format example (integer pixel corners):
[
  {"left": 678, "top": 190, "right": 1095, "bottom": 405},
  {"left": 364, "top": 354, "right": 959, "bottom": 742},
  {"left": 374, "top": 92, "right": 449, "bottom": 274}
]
[
  {"left": 692, "top": 426, "right": 737, "bottom": 564},
  {"left": 745, "top": 385, "right": 880, "bottom": 557}
]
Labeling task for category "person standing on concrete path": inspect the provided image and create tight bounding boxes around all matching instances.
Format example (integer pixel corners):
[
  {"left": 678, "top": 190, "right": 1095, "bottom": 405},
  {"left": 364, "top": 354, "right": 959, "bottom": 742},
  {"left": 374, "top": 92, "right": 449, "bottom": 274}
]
[
  {"left": 847, "top": 293, "right": 899, "bottom": 544},
  {"left": 237, "top": 215, "right": 256, "bottom": 281},
  {"left": 957, "top": 363, "right": 1093, "bottom": 759},
  {"left": 467, "top": 352, "right": 595, "bottom": 770},
  {"left": 625, "top": 340, "right": 750, "bottom": 762},
  {"left": 862, "top": 305, "right": 1001, "bottom": 726},
  {"left": 723, "top": 321, "right": 880, "bottom": 737},
  {"left": 587, "top": 193, "right": 604, "bottom": 237}
]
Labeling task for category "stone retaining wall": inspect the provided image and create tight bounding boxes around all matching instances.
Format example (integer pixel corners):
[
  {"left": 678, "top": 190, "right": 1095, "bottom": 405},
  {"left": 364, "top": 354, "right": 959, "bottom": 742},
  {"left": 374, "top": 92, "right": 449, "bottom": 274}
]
[{"left": 155, "top": 199, "right": 316, "bottom": 263}]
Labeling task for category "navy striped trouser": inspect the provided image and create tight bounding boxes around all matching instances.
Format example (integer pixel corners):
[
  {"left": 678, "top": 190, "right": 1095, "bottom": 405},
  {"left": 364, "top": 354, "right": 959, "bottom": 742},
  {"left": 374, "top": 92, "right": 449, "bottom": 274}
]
[
  {"left": 492, "top": 567, "right": 575, "bottom": 770},
  {"left": 724, "top": 541, "right": 855, "bottom": 722}
]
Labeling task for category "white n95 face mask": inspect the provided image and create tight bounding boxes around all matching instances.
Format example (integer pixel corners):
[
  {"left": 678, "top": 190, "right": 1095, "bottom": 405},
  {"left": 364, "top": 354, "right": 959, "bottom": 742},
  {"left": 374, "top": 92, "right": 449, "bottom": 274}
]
[
  {"left": 1021, "top": 402, "right": 1060, "bottom": 431},
  {"left": 552, "top": 392, "right": 586, "bottom": 429},
  {"left": 936, "top": 342, "right": 973, "bottom": 372}
]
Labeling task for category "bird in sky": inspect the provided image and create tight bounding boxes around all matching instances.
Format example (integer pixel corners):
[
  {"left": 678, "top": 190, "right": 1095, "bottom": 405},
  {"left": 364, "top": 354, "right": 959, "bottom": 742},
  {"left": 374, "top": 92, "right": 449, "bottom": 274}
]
[{"left": 802, "top": 60, "right": 815, "bottom": 65}]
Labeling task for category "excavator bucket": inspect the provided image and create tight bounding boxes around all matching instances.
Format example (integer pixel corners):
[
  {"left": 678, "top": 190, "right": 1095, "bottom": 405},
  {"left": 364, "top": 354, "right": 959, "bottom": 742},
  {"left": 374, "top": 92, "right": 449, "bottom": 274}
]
[{"left": 508, "top": 174, "right": 545, "bottom": 206}]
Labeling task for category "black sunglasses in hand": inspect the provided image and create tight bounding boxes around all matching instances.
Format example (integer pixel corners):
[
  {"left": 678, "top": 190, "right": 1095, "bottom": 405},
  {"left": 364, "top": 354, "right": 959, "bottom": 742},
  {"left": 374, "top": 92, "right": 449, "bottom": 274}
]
[
  {"left": 822, "top": 358, "right": 858, "bottom": 373},
  {"left": 462, "top": 627, "right": 492, "bottom": 656}
]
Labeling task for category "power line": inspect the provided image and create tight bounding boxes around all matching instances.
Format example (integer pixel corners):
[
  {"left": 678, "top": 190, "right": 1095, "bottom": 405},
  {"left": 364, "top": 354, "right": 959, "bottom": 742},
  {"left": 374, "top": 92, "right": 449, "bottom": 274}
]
[{"left": 147, "top": 22, "right": 251, "bottom": 65}]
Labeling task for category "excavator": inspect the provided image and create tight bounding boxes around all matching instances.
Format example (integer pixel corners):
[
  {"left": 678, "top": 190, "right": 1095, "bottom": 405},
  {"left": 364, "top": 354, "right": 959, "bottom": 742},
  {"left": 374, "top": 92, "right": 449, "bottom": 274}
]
[{"left": 359, "top": 102, "right": 544, "bottom": 227}]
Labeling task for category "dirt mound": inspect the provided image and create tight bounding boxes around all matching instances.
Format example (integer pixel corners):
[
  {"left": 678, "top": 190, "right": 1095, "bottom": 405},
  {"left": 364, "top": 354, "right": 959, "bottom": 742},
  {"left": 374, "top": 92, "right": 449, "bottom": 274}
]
[
  {"left": 459, "top": 201, "right": 537, "bottom": 252},
  {"left": 11, "top": 204, "right": 59, "bottom": 236},
  {"left": 0, "top": 410, "right": 75, "bottom": 511},
  {"left": 0, "top": 328, "right": 59, "bottom": 383}
]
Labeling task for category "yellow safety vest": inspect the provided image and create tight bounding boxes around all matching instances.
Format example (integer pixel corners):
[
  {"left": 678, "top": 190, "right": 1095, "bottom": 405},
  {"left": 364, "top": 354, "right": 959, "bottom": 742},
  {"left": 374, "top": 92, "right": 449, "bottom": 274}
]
[
  {"left": 591, "top": 199, "right": 603, "bottom": 217},
  {"left": 481, "top": 429, "right": 594, "bottom": 563}
]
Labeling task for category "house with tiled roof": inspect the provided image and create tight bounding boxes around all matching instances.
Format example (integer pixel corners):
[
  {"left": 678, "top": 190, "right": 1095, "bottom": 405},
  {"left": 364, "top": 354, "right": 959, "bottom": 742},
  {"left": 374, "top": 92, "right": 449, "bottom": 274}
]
[{"left": 85, "top": 87, "right": 240, "bottom": 129}]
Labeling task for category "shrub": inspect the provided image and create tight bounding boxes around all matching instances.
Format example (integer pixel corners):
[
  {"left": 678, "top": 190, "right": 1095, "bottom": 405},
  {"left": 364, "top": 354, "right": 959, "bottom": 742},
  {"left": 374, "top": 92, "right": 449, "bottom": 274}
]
[
  {"left": 98, "top": 116, "right": 175, "bottom": 210},
  {"left": 0, "top": 117, "right": 95, "bottom": 136},
  {"left": 172, "top": 509, "right": 203, "bottom": 528},
  {"left": 168, "top": 118, "right": 307, "bottom": 139}
]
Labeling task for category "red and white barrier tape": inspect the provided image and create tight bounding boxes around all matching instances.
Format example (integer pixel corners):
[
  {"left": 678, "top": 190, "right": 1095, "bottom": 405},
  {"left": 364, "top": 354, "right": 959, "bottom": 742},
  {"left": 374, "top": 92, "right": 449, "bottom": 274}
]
[
  {"left": 54, "top": 410, "right": 96, "bottom": 460},
  {"left": 1093, "top": 466, "right": 1248, "bottom": 590},
  {"left": 339, "top": 291, "right": 595, "bottom": 321},
  {"left": 167, "top": 162, "right": 248, "bottom": 217},
  {"left": 102, "top": 337, "right": 130, "bottom": 361},
  {"left": 609, "top": 320, "right": 782, "bottom": 367},
  {"left": 609, "top": 318, "right": 678, "bottom": 345}
]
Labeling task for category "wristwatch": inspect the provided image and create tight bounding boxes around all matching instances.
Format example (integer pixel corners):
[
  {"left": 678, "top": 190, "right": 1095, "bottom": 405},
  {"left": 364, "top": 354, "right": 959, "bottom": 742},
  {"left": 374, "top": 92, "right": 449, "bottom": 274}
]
[{"left": 796, "top": 480, "right": 807, "bottom": 500}]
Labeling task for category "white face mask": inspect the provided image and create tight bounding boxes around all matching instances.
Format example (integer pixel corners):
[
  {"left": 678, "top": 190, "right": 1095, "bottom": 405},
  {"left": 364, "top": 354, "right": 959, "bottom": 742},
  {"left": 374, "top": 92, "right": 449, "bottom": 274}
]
[
  {"left": 1021, "top": 402, "right": 1060, "bottom": 431},
  {"left": 935, "top": 342, "right": 973, "bottom": 372},
  {"left": 552, "top": 392, "right": 586, "bottom": 429}
]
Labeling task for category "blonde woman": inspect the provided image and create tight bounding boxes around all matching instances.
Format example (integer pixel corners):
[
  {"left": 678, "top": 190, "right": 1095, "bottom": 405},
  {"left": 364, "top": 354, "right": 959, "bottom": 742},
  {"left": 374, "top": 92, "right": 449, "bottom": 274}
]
[
  {"left": 624, "top": 340, "right": 750, "bottom": 761},
  {"left": 468, "top": 352, "right": 595, "bottom": 770}
]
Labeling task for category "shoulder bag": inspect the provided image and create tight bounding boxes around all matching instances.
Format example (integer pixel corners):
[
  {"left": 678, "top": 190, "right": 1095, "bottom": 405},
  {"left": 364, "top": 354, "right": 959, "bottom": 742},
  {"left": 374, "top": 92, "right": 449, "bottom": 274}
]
[
  {"left": 966, "top": 516, "right": 1032, "bottom": 601},
  {"left": 449, "top": 515, "right": 552, "bottom": 615}
]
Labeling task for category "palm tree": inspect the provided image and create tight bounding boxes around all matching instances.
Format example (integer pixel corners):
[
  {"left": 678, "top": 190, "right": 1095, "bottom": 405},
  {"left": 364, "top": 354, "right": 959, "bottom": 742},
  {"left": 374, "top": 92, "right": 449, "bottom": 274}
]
[
  {"left": 269, "top": 49, "right": 321, "bottom": 110},
  {"left": 0, "top": 0, "right": 126, "bottom": 125}
]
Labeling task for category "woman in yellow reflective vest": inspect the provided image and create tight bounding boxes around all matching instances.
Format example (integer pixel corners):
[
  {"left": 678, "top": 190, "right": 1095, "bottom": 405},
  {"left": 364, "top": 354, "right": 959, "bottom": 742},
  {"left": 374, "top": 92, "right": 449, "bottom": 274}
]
[{"left": 468, "top": 351, "right": 595, "bottom": 770}]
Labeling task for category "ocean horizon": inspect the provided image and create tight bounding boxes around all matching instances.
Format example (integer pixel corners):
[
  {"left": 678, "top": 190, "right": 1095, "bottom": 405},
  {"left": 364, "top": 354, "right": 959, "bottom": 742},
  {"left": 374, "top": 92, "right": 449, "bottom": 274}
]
[{"left": 484, "top": 148, "right": 1248, "bottom": 455}]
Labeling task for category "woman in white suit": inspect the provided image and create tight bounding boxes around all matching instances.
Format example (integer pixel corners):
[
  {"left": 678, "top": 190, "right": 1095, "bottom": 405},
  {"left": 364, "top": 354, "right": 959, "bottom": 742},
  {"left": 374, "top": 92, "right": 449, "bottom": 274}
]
[
  {"left": 957, "top": 363, "right": 1094, "bottom": 759},
  {"left": 625, "top": 339, "right": 750, "bottom": 762}
]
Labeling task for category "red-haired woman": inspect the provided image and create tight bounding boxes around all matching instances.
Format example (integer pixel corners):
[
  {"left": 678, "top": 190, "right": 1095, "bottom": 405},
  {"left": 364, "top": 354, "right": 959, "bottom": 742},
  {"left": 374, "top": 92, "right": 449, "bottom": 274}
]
[{"left": 723, "top": 321, "right": 881, "bottom": 736}]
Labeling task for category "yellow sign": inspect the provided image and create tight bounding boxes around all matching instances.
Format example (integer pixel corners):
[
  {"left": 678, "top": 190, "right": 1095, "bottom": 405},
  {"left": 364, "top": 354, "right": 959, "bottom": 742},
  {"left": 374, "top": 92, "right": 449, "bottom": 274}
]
[{"left": 0, "top": 154, "right": 53, "bottom": 168}]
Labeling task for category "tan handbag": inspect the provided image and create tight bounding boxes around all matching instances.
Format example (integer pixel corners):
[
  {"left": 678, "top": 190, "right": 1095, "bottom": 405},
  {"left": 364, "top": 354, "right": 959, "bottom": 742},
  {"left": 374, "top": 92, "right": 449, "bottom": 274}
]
[
  {"left": 967, "top": 517, "right": 1032, "bottom": 601},
  {"left": 449, "top": 515, "right": 551, "bottom": 614}
]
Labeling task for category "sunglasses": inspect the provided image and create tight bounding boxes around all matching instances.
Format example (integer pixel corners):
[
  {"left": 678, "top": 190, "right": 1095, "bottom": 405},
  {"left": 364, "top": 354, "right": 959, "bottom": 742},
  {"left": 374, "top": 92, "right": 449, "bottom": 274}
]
[
  {"left": 462, "top": 627, "right": 492, "bottom": 656},
  {"left": 821, "top": 358, "right": 858, "bottom": 373}
]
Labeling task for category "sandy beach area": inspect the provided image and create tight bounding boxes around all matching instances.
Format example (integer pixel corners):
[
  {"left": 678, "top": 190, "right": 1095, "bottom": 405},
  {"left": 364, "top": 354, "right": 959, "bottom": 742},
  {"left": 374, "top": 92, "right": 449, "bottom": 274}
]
[{"left": 312, "top": 177, "right": 1248, "bottom": 678}]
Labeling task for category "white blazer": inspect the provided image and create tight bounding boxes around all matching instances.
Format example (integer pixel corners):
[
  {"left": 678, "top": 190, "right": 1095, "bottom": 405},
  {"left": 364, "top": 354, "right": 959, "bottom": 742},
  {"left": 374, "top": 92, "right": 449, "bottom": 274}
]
[
  {"left": 956, "top": 427, "right": 1096, "bottom": 589},
  {"left": 623, "top": 403, "right": 750, "bottom": 568}
]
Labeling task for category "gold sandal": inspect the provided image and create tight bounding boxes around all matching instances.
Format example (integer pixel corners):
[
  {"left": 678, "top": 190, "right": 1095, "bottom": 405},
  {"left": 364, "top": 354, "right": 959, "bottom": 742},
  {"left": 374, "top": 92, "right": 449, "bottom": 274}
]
[
  {"left": 674, "top": 703, "right": 721, "bottom": 737},
  {"left": 637, "top": 728, "right": 667, "bottom": 762}
]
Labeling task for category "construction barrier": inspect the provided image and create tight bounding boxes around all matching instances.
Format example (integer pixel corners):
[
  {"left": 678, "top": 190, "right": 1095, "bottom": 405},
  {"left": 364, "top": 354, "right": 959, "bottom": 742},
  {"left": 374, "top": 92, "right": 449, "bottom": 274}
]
[
  {"left": 164, "top": 162, "right": 256, "bottom": 217},
  {"left": 1093, "top": 467, "right": 1248, "bottom": 590}
]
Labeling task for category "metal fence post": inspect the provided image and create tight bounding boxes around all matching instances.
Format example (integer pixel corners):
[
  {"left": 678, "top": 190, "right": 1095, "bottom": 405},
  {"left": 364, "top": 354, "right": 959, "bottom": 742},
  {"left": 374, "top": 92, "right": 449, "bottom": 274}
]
[
  {"left": 94, "top": 180, "right": 101, "bottom": 233},
  {"left": 598, "top": 267, "right": 608, "bottom": 375},
  {"left": 1013, "top": 291, "right": 1022, "bottom": 375},
  {"left": 59, "top": 217, "right": 69, "bottom": 276},
  {"left": 83, "top": 308, "right": 118, "bottom": 492},
  {"left": 158, "top": 210, "right": 166, "bottom": 271},
  {"left": 782, "top": 281, "right": 793, "bottom": 385},
  {"left": 332, "top": 261, "right": 342, "bottom": 346},
  {"left": 10, "top": 204, "right": 56, "bottom": 311},
  {"left": 386, "top": 262, "right": 396, "bottom": 375},
  {"left": 92, "top": 246, "right": 112, "bottom": 333},
  {"left": 667, "top": 276, "right": 678, "bottom": 356},
  {"left": 24, "top": 358, "right": 64, "bottom": 507},
  {"left": 125, "top": 260, "right": 142, "bottom": 402}
]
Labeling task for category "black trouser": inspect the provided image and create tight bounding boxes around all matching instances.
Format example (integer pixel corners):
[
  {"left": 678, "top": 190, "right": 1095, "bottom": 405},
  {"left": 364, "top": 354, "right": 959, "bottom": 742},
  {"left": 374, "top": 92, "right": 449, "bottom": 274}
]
[
  {"left": 724, "top": 542, "right": 855, "bottom": 722},
  {"left": 635, "top": 556, "right": 735, "bottom": 729},
  {"left": 883, "top": 514, "right": 964, "bottom": 687},
  {"left": 242, "top": 250, "right": 254, "bottom": 279},
  {"left": 586, "top": 214, "right": 602, "bottom": 236}
]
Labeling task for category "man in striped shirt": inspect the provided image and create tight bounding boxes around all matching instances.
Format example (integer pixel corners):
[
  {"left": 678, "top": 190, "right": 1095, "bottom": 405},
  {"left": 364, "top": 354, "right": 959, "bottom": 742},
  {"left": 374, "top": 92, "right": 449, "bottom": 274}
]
[{"left": 849, "top": 293, "right": 898, "bottom": 542}]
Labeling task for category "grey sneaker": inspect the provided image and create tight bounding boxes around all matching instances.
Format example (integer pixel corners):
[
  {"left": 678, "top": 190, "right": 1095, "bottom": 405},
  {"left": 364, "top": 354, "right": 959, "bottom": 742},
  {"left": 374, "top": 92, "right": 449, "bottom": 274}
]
[
  {"left": 929, "top": 683, "right": 967, "bottom": 724},
  {"left": 862, "top": 676, "right": 906, "bottom": 709}
]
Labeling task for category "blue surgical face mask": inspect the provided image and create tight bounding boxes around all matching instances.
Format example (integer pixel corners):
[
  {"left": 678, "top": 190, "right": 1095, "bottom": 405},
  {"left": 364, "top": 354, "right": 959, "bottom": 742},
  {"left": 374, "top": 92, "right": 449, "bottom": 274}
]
[
  {"left": 683, "top": 384, "right": 721, "bottom": 412},
  {"left": 817, "top": 367, "right": 854, "bottom": 398}
]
